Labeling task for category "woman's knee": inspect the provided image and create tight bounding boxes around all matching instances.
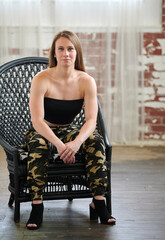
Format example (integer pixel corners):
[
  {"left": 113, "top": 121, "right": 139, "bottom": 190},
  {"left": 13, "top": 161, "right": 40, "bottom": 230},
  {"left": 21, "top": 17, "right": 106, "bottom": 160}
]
[{"left": 85, "top": 132, "right": 105, "bottom": 151}]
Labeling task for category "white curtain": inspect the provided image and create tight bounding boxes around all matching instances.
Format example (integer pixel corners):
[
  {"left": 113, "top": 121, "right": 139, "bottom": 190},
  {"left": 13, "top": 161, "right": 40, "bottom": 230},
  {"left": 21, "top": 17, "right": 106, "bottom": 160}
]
[
  {"left": 106, "top": 0, "right": 144, "bottom": 144},
  {"left": 0, "top": 0, "right": 144, "bottom": 144},
  {"left": 0, "top": 0, "right": 43, "bottom": 63}
]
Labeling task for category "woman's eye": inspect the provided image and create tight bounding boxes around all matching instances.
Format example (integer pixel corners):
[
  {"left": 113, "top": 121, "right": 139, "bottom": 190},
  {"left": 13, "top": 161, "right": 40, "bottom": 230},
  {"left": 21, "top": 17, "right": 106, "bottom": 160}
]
[
  {"left": 68, "top": 47, "right": 74, "bottom": 51},
  {"left": 58, "top": 47, "right": 64, "bottom": 50}
]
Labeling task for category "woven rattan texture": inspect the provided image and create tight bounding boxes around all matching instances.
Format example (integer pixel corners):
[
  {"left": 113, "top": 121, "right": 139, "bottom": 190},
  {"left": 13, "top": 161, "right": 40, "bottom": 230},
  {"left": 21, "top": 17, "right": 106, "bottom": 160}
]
[
  {"left": 0, "top": 62, "right": 48, "bottom": 146},
  {"left": 9, "top": 173, "right": 89, "bottom": 195}
]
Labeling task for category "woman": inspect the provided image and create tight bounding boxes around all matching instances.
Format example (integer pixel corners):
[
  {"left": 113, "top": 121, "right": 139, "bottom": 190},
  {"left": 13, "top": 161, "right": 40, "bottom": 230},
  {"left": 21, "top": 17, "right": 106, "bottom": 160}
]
[{"left": 25, "top": 30, "right": 116, "bottom": 230}]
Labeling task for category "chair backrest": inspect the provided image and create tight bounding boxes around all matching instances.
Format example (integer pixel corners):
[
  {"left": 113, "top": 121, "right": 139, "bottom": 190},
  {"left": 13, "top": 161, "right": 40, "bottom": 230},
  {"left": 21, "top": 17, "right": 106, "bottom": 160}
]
[{"left": 0, "top": 57, "right": 49, "bottom": 146}]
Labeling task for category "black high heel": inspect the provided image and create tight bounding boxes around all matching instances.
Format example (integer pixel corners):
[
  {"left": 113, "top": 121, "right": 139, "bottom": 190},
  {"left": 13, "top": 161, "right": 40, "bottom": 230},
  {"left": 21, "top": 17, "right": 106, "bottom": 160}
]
[
  {"left": 89, "top": 198, "right": 116, "bottom": 225},
  {"left": 26, "top": 203, "right": 44, "bottom": 230}
]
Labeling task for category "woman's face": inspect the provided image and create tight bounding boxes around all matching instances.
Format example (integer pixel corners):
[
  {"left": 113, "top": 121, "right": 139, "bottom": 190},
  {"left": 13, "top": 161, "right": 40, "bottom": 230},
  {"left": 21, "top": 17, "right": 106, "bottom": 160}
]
[{"left": 55, "top": 37, "right": 77, "bottom": 67}]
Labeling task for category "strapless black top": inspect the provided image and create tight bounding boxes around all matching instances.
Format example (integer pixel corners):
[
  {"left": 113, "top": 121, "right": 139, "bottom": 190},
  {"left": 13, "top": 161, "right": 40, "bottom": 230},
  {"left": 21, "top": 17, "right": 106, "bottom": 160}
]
[{"left": 44, "top": 97, "right": 84, "bottom": 124}]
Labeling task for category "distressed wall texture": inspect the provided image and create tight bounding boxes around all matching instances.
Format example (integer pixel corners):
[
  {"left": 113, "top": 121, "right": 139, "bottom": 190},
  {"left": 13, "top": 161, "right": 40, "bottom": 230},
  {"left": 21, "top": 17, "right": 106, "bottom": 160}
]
[
  {"left": 143, "top": 32, "right": 165, "bottom": 141},
  {"left": 143, "top": 0, "right": 165, "bottom": 141}
]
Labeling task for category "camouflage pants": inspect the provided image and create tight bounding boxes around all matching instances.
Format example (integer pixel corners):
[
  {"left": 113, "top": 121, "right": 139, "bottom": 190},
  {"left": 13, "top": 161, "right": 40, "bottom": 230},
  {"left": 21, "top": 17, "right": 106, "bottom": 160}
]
[{"left": 23, "top": 124, "right": 108, "bottom": 201}]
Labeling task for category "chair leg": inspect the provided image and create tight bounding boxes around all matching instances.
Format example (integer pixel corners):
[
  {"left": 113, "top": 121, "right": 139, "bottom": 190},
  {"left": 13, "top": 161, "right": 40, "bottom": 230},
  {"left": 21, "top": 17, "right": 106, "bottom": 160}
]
[
  {"left": 8, "top": 193, "right": 15, "bottom": 207},
  {"left": 14, "top": 200, "right": 20, "bottom": 222}
]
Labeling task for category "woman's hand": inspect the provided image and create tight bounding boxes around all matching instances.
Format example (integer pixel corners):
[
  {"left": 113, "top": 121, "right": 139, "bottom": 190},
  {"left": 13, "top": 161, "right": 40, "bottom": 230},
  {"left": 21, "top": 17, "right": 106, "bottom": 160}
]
[{"left": 59, "top": 140, "right": 81, "bottom": 164}]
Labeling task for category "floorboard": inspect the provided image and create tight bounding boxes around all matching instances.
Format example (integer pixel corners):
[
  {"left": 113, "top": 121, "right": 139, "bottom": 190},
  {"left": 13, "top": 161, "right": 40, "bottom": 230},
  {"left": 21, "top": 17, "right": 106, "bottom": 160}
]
[{"left": 0, "top": 146, "right": 165, "bottom": 240}]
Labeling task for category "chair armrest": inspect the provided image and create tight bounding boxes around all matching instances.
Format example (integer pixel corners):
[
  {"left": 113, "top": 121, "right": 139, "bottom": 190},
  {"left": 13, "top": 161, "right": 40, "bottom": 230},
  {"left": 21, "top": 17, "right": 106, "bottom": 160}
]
[
  {"left": 97, "top": 100, "right": 111, "bottom": 148},
  {"left": 0, "top": 136, "right": 18, "bottom": 156},
  {"left": 0, "top": 136, "right": 20, "bottom": 179}
]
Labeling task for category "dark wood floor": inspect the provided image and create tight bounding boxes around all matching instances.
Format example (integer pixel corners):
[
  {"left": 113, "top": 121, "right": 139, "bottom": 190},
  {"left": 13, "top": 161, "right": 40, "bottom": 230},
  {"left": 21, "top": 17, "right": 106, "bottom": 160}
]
[{"left": 0, "top": 145, "right": 165, "bottom": 240}]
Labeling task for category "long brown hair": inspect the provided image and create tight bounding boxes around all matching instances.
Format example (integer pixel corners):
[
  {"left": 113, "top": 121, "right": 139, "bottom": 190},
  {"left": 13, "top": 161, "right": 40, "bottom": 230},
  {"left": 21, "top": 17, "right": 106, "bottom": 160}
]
[{"left": 49, "top": 30, "right": 86, "bottom": 72}]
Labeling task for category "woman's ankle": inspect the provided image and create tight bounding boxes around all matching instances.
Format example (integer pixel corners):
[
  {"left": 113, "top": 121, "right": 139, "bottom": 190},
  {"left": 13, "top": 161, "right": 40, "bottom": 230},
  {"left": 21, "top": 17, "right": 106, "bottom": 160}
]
[
  {"left": 32, "top": 200, "right": 42, "bottom": 204},
  {"left": 93, "top": 196, "right": 104, "bottom": 200}
]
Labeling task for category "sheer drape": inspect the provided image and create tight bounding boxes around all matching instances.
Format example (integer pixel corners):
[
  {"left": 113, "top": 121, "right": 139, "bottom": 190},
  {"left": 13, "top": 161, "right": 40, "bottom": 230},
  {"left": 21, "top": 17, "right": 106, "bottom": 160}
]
[
  {"left": 0, "top": 0, "right": 42, "bottom": 63},
  {"left": 0, "top": 0, "right": 144, "bottom": 144},
  {"left": 106, "top": 0, "right": 144, "bottom": 144}
]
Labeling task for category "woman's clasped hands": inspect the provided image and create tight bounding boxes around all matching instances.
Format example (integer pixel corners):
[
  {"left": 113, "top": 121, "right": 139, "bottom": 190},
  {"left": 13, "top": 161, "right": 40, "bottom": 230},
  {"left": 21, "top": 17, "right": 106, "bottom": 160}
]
[{"left": 58, "top": 140, "right": 81, "bottom": 164}]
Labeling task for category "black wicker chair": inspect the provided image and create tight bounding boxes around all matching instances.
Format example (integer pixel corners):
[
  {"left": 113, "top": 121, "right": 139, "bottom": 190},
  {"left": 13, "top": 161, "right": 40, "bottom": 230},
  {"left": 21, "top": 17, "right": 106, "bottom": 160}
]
[{"left": 0, "top": 57, "right": 112, "bottom": 222}]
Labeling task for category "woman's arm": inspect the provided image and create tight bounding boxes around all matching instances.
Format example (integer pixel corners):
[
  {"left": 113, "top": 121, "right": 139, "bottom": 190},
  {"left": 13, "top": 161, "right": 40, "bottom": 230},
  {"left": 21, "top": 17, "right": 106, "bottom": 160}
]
[
  {"left": 75, "top": 76, "right": 98, "bottom": 144},
  {"left": 60, "top": 76, "right": 98, "bottom": 162},
  {"left": 29, "top": 74, "right": 67, "bottom": 155}
]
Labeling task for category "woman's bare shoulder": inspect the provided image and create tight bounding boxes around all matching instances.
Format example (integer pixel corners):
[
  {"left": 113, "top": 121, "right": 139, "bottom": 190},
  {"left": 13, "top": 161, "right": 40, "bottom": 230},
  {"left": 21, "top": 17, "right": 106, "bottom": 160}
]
[
  {"left": 77, "top": 71, "right": 97, "bottom": 99},
  {"left": 78, "top": 71, "right": 96, "bottom": 87},
  {"left": 32, "top": 68, "right": 53, "bottom": 85},
  {"left": 34, "top": 68, "right": 50, "bottom": 79},
  {"left": 30, "top": 69, "right": 51, "bottom": 95}
]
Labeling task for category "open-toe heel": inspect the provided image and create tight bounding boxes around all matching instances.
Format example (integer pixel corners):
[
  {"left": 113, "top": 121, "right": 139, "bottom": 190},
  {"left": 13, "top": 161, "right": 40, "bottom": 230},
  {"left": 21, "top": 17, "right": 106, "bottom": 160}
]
[
  {"left": 91, "top": 198, "right": 116, "bottom": 225},
  {"left": 26, "top": 203, "right": 44, "bottom": 230}
]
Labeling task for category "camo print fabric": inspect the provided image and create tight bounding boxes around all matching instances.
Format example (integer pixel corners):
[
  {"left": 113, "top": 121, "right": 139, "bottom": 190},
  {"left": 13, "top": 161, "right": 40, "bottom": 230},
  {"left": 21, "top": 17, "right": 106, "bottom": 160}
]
[{"left": 23, "top": 124, "right": 108, "bottom": 200}]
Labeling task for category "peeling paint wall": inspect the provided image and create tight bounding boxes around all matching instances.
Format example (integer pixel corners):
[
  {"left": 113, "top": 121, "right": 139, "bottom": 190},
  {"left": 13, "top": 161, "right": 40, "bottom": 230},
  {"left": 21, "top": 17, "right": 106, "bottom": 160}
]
[{"left": 143, "top": 0, "right": 165, "bottom": 141}]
